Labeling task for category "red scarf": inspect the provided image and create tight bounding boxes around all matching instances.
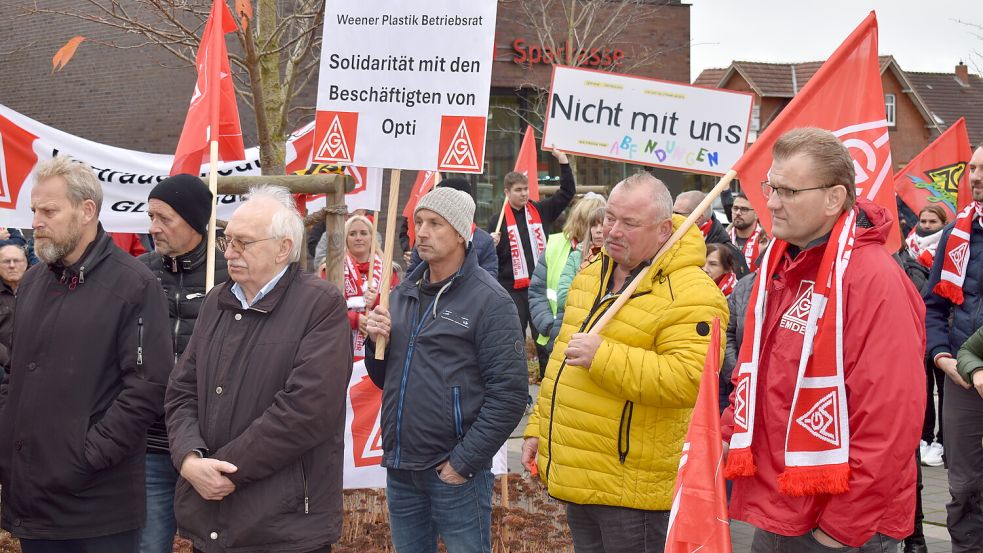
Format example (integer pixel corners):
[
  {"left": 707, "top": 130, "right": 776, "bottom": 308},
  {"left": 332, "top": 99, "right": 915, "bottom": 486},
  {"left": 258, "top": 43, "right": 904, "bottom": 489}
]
[
  {"left": 715, "top": 272, "right": 737, "bottom": 297},
  {"left": 504, "top": 202, "right": 546, "bottom": 288},
  {"left": 933, "top": 202, "right": 982, "bottom": 305},
  {"left": 699, "top": 219, "right": 714, "bottom": 238},
  {"left": 726, "top": 209, "right": 856, "bottom": 497},
  {"left": 344, "top": 253, "right": 384, "bottom": 359},
  {"left": 905, "top": 227, "right": 943, "bottom": 269},
  {"left": 729, "top": 225, "right": 763, "bottom": 271}
]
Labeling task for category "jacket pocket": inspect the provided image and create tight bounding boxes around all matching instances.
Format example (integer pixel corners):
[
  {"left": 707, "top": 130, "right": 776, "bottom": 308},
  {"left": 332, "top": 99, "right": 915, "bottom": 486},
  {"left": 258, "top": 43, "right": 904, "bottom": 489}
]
[
  {"left": 43, "top": 417, "right": 93, "bottom": 492},
  {"left": 451, "top": 386, "right": 463, "bottom": 442}
]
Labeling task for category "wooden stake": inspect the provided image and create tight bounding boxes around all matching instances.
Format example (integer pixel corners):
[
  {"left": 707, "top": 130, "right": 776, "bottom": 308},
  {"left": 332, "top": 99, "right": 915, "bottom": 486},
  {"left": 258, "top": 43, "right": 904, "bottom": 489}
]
[
  {"left": 495, "top": 198, "right": 508, "bottom": 235},
  {"left": 588, "top": 170, "right": 737, "bottom": 335},
  {"left": 205, "top": 140, "right": 219, "bottom": 291},
  {"left": 374, "top": 169, "right": 402, "bottom": 360},
  {"left": 367, "top": 210, "right": 380, "bottom": 289},
  {"left": 502, "top": 472, "right": 510, "bottom": 508}
]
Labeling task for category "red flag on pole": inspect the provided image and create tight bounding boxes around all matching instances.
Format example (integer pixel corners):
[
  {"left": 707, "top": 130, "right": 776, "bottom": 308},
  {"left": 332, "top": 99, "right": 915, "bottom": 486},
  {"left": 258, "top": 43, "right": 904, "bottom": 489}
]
[
  {"left": 894, "top": 117, "right": 973, "bottom": 220},
  {"left": 402, "top": 170, "right": 440, "bottom": 247},
  {"left": 515, "top": 125, "right": 540, "bottom": 201},
  {"left": 733, "top": 12, "right": 902, "bottom": 250},
  {"left": 170, "top": 0, "right": 245, "bottom": 176},
  {"left": 665, "top": 317, "right": 732, "bottom": 553}
]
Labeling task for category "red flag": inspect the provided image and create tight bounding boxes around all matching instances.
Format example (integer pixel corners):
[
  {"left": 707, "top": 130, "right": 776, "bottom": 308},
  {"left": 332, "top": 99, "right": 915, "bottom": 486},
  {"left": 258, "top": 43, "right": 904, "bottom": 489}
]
[
  {"left": 402, "top": 170, "right": 440, "bottom": 247},
  {"left": 894, "top": 117, "right": 972, "bottom": 220},
  {"left": 665, "top": 317, "right": 732, "bottom": 553},
  {"left": 170, "top": 0, "right": 245, "bottom": 176},
  {"left": 733, "top": 12, "right": 902, "bottom": 250},
  {"left": 515, "top": 125, "right": 540, "bottom": 201}
]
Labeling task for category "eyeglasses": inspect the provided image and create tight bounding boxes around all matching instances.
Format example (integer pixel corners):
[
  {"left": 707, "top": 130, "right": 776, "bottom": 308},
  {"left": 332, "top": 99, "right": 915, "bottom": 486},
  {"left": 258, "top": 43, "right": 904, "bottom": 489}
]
[
  {"left": 0, "top": 259, "right": 26, "bottom": 265},
  {"left": 760, "top": 181, "right": 837, "bottom": 201},
  {"left": 215, "top": 236, "right": 275, "bottom": 253},
  {"left": 731, "top": 206, "right": 754, "bottom": 214}
]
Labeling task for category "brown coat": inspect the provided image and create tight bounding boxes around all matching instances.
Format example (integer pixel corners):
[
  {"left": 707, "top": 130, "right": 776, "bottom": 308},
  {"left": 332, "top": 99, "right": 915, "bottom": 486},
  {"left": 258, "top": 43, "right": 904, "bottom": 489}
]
[{"left": 165, "top": 263, "right": 352, "bottom": 553}]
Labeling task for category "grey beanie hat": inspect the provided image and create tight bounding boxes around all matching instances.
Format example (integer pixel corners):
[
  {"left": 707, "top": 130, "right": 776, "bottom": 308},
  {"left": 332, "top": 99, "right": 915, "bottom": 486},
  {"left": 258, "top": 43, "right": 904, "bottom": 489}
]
[{"left": 414, "top": 187, "right": 475, "bottom": 242}]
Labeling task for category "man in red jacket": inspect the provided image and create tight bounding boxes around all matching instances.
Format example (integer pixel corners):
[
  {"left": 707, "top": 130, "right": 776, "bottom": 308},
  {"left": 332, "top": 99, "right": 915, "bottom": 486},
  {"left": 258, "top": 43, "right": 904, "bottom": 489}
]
[{"left": 721, "top": 128, "right": 926, "bottom": 551}]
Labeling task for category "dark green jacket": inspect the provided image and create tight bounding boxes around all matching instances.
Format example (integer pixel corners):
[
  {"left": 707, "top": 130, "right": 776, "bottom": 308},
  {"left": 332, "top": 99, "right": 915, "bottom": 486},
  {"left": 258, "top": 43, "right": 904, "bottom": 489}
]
[{"left": 956, "top": 326, "right": 983, "bottom": 385}]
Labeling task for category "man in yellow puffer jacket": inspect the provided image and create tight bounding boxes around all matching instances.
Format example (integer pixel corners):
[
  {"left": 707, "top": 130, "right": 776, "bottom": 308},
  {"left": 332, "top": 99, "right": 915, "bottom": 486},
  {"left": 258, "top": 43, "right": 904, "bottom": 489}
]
[{"left": 522, "top": 172, "right": 728, "bottom": 553}]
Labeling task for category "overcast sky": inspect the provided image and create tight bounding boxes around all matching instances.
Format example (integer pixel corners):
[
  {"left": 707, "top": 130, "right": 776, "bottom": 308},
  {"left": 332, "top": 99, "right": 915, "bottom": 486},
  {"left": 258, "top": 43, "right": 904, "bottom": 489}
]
[{"left": 689, "top": 0, "right": 982, "bottom": 82}]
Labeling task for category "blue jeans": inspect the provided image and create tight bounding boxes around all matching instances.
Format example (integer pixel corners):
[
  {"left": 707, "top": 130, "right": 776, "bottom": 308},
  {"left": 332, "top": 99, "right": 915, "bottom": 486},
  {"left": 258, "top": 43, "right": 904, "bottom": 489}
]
[
  {"left": 386, "top": 467, "right": 493, "bottom": 553},
  {"left": 139, "top": 453, "right": 178, "bottom": 553}
]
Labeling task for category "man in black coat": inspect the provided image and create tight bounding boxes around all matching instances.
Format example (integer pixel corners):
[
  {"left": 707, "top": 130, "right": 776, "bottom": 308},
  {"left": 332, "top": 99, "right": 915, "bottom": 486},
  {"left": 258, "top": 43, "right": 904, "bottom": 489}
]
[
  {"left": 0, "top": 156, "right": 172, "bottom": 553},
  {"left": 137, "top": 174, "right": 229, "bottom": 553},
  {"left": 366, "top": 187, "right": 527, "bottom": 553}
]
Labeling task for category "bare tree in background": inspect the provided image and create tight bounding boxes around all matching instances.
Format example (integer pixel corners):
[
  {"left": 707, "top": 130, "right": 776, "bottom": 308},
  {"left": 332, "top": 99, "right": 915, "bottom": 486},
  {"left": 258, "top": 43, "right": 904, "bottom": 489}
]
[
  {"left": 497, "top": 0, "right": 678, "bottom": 136},
  {"left": 23, "top": 0, "right": 324, "bottom": 174}
]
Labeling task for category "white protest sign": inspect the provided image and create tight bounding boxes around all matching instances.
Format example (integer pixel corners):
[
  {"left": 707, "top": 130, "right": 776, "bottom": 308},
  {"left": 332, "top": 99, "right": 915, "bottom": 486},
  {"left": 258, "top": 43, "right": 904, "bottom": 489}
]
[
  {"left": 313, "top": 0, "right": 497, "bottom": 173},
  {"left": 0, "top": 105, "right": 380, "bottom": 232},
  {"left": 543, "top": 66, "right": 755, "bottom": 176}
]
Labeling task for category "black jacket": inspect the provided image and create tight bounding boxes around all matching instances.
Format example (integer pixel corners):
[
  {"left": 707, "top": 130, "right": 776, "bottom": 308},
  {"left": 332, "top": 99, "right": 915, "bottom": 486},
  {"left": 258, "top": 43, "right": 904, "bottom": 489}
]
[
  {"left": 365, "top": 247, "right": 527, "bottom": 478},
  {"left": 140, "top": 239, "right": 229, "bottom": 455},
  {"left": 705, "top": 215, "right": 749, "bottom": 277},
  {"left": 924, "top": 222, "right": 983, "bottom": 360},
  {"left": 489, "top": 164, "right": 576, "bottom": 289},
  {"left": 0, "top": 228, "right": 172, "bottom": 539},
  {"left": 0, "top": 280, "right": 13, "bottom": 370},
  {"left": 165, "top": 263, "right": 352, "bottom": 553}
]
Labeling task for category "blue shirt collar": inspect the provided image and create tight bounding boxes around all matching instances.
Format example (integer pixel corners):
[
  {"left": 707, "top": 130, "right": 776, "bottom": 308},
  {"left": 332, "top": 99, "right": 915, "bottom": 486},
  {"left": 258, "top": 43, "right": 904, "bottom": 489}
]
[{"left": 231, "top": 265, "right": 289, "bottom": 309}]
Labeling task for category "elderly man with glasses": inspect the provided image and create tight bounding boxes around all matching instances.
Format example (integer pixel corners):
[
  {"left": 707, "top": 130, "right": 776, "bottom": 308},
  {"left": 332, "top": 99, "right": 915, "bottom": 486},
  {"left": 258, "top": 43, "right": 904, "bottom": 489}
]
[
  {"left": 0, "top": 244, "right": 27, "bottom": 380},
  {"left": 720, "top": 127, "right": 926, "bottom": 552},
  {"left": 165, "top": 185, "right": 352, "bottom": 553}
]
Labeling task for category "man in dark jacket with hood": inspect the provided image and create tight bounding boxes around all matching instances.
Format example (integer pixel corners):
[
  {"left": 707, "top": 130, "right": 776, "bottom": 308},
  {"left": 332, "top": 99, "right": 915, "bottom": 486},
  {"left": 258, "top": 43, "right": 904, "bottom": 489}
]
[
  {"left": 165, "top": 185, "right": 351, "bottom": 553},
  {"left": 365, "top": 187, "right": 527, "bottom": 553},
  {"left": 0, "top": 156, "right": 172, "bottom": 553},
  {"left": 138, "top": 174, "right": 229, "bottom": 553}
]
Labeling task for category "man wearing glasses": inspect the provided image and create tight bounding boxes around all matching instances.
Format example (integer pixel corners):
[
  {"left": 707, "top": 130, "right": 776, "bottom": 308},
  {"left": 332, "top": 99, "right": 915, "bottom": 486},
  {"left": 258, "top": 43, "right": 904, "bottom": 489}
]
[
  {"left": 720, "top": 128, "right": 926, "bottom": 551},
  {"left": 165, "top": 185, "right": 352, "bottom": 553},
  {"left": 0, "top": 244, "right": 27, "bottom": 381},
  {"left": 728, "top": 193, "right": 767, "bottom": 271}
]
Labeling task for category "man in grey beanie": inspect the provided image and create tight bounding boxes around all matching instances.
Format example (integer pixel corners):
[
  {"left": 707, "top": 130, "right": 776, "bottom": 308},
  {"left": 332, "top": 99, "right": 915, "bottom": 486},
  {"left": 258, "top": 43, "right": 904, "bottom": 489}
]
[{"left": 364, "top": 187, "right": 527, "bottom": 553}]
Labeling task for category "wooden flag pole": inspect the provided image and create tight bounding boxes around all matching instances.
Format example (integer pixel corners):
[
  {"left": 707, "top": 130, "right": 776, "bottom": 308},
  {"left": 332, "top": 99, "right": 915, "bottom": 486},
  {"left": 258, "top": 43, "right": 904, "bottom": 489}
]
[
  {"left": 367, "top": 210, "right": 380, "bottom": 290},
  {"left": 374, "top": 170, "right": 402, "bottom": 360},
  {"left": 205, "top": 140, "right": 220, "bottom": 291},
  {"left": 587, "top": 170, "right": 737, "bottom": 335},
  {"left": 495, "top": 198, "right": 508, "bottom": 234}
]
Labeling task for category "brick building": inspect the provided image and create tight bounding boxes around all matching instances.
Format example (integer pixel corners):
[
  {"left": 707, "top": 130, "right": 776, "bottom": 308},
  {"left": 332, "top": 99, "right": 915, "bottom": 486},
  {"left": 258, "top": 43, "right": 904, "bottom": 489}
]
[
  {"left": 0, "top": 0, "right": 692, "bottom": 230},
  {"left": 694, "top": 57, "right": 983, "bottom": 170}
]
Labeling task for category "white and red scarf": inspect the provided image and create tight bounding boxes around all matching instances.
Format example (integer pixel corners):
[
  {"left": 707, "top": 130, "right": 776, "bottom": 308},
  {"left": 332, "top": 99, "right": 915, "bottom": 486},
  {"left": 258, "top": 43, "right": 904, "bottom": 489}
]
[
  {"left": 729, "top": 225, "right": 763, "bottom": 271},
  {"left": 934, "top": 202, "right": 982, "bottom": 305},
  {"left": 715, "top": 272, "right": 737, "bottom": 297},
  {"left": 344, "top": 253, "right": 384, "bottom": 359},
  {"left": 504, "top": 202, "right": 546, "bottom": 289},
  {"left": 726, "top": 209, "right": 856, "bottom": 496},
  {"left": 905, "top": 226, "right": 944, "bottom": 269}
]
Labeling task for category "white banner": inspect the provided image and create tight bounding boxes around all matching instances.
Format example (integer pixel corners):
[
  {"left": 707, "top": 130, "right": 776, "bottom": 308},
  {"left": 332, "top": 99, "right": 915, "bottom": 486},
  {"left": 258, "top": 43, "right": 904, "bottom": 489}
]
[
  {"left": 542, "top": 66, "right": 755, "bottom": 176},
  {"left": 0, "top": 105, "right": 381, "bottom": 233},
  {"left": 343, "top": 360, "right": 508, "bottom": 489},
  {"left": 313, "top": 0, "right": 497, "bottom": 173}
]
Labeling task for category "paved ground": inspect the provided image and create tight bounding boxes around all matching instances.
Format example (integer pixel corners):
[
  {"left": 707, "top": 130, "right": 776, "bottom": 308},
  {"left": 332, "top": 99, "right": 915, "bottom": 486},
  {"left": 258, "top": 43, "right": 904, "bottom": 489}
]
[{"left": 511, "top": 384, "right": 954, "bottom": 552}]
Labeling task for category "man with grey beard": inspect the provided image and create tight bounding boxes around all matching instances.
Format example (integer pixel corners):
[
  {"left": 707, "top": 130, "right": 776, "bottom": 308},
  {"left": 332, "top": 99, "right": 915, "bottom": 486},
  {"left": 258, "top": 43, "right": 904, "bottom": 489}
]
[{"left": 0, "top": 156, "right": 172, "bottom": 553}]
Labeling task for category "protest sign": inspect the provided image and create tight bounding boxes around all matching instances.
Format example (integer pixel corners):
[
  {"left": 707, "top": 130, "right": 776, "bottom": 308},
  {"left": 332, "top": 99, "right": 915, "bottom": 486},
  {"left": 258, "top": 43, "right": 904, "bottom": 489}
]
[
  {"left": 542, "top": 66, "right": 754, "bottom": 176},
  {"left": 0, "top": 105, "right": 379, "bottom": 231},
  {"left": 313, "top": 0, "right": 497, "bottom": 173}
]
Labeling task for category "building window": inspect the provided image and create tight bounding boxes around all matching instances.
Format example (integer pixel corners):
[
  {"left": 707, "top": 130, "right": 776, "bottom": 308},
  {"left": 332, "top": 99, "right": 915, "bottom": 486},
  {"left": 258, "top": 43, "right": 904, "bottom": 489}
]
[{"left": 885, "top": 93, "right": 896, "bottom": 126}]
